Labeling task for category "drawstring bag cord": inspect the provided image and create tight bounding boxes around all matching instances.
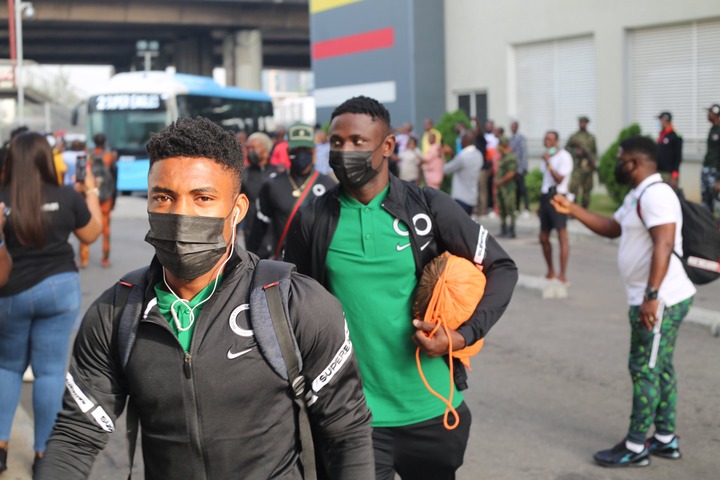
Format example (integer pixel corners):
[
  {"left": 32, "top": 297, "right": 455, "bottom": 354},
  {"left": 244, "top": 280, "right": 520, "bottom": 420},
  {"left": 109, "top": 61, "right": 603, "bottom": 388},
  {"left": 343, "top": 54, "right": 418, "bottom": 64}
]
[{"left": 415, "top": 275, "right": 460, "bottom": 430}]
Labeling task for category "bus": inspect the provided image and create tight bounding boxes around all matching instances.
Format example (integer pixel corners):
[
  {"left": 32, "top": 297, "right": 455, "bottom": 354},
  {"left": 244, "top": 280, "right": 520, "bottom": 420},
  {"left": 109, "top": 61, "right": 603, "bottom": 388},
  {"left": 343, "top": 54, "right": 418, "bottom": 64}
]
[{"left": 83, "top": 71, "right": 275, "bottom": 193}]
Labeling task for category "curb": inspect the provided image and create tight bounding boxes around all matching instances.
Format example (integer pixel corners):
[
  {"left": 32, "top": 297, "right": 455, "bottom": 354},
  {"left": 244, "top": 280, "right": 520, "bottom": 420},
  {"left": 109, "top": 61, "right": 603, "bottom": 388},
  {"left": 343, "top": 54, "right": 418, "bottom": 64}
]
[{"left": 517, "top": 274, "right": 720, "bottom": 337}]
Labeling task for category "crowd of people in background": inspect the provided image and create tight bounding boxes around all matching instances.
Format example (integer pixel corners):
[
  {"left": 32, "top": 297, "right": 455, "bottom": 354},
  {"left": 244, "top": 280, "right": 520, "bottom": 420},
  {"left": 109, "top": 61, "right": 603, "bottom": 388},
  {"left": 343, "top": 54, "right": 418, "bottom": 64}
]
[{"left": 0, "top": 94, "right": 717, "bottom": 478}]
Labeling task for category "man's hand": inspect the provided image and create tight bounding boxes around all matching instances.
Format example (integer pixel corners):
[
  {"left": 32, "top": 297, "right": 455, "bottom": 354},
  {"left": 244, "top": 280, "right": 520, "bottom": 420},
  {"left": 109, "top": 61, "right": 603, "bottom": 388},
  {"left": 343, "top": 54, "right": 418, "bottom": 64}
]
[
  {"left": 412, "top": 319, "right": 466, "bottom": 358},
  {"left": 639, "top": 299, "right": 659, "bottom": 330},
  {"left": 550, "top": 194, "right": 572, "bottom": 215}
]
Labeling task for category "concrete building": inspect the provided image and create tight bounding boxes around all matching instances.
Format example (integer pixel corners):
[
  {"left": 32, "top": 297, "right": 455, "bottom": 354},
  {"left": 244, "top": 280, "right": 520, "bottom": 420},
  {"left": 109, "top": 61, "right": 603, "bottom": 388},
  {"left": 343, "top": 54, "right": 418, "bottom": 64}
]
[{"left": 444, "top": 0, "right": 720, "bottom": 199}]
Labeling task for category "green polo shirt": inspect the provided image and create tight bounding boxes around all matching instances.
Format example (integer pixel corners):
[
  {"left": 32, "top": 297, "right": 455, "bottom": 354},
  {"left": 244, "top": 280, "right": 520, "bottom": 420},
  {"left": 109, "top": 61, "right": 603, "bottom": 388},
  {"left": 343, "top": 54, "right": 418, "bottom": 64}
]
[
  {"left": 154, "top": 275, "right": 222, "bottom": 353},
  {"left": 326, "top": 186, "right": 462, "bottom": 427}
]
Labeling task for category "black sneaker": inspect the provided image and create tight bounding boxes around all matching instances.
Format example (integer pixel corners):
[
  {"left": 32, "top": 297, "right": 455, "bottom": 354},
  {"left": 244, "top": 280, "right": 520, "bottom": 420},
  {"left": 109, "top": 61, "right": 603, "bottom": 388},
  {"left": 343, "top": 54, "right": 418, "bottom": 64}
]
[
  {"left": 647, "top": 435, "right": 682, "bottom": 459},
  {"left": 594, "top": 441, "right": 650, "bottom": 468}
]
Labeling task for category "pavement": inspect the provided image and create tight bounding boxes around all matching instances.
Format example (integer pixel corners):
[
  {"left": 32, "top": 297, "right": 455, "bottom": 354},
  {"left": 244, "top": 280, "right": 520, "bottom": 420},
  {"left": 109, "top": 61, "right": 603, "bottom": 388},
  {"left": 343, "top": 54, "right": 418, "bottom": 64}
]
[{"left": 5, "top": 197, "right": 719, "bottom": 479}]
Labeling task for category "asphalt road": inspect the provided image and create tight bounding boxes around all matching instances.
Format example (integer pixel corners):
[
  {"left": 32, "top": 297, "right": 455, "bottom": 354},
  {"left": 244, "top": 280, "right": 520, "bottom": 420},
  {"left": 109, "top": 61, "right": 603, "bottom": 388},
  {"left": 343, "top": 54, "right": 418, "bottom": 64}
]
[{"left": 7, "top": 197, "right": 720, "bottom": 480}]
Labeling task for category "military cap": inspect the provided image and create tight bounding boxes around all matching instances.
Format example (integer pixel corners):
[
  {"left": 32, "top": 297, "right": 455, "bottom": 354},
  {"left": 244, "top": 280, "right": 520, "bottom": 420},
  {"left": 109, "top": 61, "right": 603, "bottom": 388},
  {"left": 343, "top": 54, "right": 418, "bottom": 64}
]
[
  {"left": 658, "top": 111, "right": 672, "bottom": 121},
  {"left": 578, "top": 115, "right": 590, "bottom": 122},
  {"left": 707, "top": 104, "right": 720, "bottom": 116},
  {"left": 287, "top": 123, "right": 316, "bottom": 149}
]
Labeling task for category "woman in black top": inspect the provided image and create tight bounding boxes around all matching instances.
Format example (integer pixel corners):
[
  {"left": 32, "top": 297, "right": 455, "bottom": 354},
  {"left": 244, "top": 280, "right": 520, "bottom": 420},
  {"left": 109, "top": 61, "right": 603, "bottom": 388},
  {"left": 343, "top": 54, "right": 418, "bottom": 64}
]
[{"left": 0, "top": 132, "right": 101, "bottom": 473}]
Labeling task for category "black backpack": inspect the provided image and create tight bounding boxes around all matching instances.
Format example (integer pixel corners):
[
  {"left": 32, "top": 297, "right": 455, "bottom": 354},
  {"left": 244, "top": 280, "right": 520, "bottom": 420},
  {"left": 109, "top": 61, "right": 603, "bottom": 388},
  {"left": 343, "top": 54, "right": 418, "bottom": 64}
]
[
  {"left": 90, "top": 151, "right": 116, "bottom": 202},
  {"left": 637, "top": 182, "right": 720, "bottom": 285},
  {"left": 113, "top": 260, "right": 317, "bottom": 480}
]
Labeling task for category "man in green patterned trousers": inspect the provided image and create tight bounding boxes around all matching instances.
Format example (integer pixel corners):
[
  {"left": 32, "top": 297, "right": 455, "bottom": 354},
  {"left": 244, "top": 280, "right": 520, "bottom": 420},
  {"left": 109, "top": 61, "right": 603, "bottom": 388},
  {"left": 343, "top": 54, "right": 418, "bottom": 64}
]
[
  {"left": 495, "top": 137, "right": 517, "bottom": 238},
  {"left": 567, "top": 116, "right": 597, "bottom": 209},
  {"left": 551, "top": 136, "right": 695, "bottom": 469}
]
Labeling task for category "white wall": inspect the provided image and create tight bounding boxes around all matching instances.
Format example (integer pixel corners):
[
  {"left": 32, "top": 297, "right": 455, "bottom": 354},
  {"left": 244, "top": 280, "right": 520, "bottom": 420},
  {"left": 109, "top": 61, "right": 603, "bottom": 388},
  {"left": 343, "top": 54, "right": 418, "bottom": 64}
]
[{"left": 444, "top": 0, "right": 720, "bottom": 200}]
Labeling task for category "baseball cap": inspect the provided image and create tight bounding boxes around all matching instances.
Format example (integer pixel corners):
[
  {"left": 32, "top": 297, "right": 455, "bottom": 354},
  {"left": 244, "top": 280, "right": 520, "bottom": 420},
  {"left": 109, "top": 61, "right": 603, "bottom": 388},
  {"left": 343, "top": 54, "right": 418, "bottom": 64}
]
[
  {"left": 658, "top": 111, "right": 672, "bottom": 121},
  {"left": 287, "top": 123, "right": 315, "bottom": 149},
  {"left": 707, "top": 104, "right": 720, "bottom": 116},
  {"left": 578, "top": 115, "right": 590, "bottom": 122}
]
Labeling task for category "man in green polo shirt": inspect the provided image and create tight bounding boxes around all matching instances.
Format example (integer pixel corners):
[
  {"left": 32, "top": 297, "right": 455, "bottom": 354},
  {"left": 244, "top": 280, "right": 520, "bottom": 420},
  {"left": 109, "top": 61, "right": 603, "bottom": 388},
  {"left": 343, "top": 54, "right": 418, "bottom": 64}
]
[{"left": 285, "top": 96, "right": 518, "bottom": 480}]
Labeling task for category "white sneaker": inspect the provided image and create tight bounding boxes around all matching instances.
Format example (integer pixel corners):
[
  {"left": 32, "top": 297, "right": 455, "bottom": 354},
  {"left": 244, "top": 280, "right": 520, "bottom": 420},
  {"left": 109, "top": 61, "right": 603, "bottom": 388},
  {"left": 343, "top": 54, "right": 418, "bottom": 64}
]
[
  {"left": 23, "top": 367, "right": 34, "bottom": 382},
  {"left": 487, "top": 211, "right": 497, "bottom": 219}
]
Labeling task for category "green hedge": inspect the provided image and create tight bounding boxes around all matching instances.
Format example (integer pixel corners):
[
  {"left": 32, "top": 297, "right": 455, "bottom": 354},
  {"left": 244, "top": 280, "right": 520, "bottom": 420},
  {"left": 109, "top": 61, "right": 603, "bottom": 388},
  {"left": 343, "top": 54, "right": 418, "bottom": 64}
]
[
  {"left": 526, "top": 168, "right": 543, "bottom": 204},
  {"left": 597, "top": 123, "right": 642, "bottom": 205}
]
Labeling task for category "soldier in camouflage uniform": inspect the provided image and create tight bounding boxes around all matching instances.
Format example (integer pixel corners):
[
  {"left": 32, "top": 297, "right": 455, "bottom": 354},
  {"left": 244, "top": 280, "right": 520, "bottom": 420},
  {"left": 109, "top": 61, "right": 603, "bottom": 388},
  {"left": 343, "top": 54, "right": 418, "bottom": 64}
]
[
  {"left": 567, "top": 116, "right": 597, "bottom": 209},
  {"left": 701, "top": 104, "right": 720, "bottom": 218},
  {"left": 495, "top": 137, "right": 517, "bottom": 238}
]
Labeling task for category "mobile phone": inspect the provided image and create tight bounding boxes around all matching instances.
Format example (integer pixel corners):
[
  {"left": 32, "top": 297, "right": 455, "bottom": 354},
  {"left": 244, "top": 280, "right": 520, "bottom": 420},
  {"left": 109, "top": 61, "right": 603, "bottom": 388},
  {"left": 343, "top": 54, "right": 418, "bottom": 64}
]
[{"left": 76, "top": 154, "right": 87, "bottom": 183}]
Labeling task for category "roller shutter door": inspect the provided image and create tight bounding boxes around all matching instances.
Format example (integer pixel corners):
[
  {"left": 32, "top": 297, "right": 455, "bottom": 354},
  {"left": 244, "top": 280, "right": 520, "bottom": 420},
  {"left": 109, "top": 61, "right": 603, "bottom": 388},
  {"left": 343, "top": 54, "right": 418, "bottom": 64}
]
[
  {"left": 629, "top": 20, "right": 720, "bottom": 155},
  {"left": 515, "top": 36, "right": 596, "bottom": 151}
]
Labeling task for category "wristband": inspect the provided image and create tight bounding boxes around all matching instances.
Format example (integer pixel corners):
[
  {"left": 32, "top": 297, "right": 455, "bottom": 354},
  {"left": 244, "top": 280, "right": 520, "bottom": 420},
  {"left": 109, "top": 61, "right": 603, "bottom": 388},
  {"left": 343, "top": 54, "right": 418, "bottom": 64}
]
[{"left": 86, "top": 187, "right": 100, "bottom": 197}]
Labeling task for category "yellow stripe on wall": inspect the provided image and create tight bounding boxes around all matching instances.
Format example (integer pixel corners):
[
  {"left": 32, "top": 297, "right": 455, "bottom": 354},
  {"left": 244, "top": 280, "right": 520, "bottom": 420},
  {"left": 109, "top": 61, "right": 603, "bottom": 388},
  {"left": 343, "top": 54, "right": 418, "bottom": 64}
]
[{"left": 310, "top": 0, "right": 363, "bottom": 14}]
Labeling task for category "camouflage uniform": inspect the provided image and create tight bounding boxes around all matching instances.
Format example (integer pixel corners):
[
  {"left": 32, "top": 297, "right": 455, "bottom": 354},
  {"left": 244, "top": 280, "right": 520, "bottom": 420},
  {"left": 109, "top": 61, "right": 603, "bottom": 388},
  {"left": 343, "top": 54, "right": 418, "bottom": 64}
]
[
  {"left": 567, "top": 130, "right": 597, "bottom": 209},
  {"left": 497, "top": 151, "right": 518, "bottom": 231},
  {"left": 701, "top": 123, "right": 720, "bottom": 217}
]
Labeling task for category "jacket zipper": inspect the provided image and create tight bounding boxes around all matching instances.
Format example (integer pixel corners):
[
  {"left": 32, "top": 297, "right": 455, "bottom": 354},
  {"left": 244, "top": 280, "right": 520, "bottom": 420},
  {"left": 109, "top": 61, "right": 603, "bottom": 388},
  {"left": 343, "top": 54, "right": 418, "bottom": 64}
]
[{"left": 181, "top": 350, "right": 210, "bottom": 480}]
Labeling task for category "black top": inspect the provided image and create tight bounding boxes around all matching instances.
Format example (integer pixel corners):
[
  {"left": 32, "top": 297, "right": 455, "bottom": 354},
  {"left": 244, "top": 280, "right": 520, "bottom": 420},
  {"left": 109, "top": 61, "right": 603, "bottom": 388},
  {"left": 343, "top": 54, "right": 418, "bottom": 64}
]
[
  {"left": 656, "top": 130, "right": 683, "bottom": 174},
  {"left": 284, "top": 174, "right": 519, "bottom": 348},
  {"left": 241, "top": 163, "right": 278, "bottom": 237},
  {"left": 246, "top": 170, "right": 336, "bottom": 257},
  {"left": 0, "top": 184, "right": 91, "bottom": 296},
  {"left": 37, "top": 250, "right": 373, "bottom": 480}
]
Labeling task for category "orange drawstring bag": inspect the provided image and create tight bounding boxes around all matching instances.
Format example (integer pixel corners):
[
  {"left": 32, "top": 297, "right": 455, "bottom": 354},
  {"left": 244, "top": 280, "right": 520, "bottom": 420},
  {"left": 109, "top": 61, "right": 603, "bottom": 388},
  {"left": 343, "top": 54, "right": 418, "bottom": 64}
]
[{"left": 413, "top": 252, "right": 487, "bottom": 429}]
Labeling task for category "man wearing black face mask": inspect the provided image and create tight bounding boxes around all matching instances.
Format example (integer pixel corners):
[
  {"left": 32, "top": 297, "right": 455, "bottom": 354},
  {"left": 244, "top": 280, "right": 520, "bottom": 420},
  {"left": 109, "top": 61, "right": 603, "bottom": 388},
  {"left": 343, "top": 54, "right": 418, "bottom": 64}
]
[
  {"left": 552, "top": 136, "right": 695, "bottom": 469},
  {"left": 37, "top": 117, "right": 373, "bottom": 480},
  {"left": 247, "top": 122, "right": 336, "bottom": 260},
  {"left": 240, "top": 131, "right": 277, "bottom": 254},
  {"left": 284, "top": 96, "right": 518, "bottom": 480}
]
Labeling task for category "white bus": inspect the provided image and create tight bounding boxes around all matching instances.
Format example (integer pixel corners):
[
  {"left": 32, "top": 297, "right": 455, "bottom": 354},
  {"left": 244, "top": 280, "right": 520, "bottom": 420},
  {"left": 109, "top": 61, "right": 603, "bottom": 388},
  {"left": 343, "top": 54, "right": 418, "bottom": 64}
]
[{"left": 82, "top": 71, "right": 274, "bottom": 193}]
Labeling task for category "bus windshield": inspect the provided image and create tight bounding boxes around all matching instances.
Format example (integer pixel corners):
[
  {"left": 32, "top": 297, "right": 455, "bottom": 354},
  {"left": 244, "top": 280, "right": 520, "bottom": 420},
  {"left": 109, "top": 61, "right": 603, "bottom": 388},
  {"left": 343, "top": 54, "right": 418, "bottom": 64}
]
[
  {"left": 177, "top": 94, "right": 274, "bottom": 133},
  {"left": 87, "top": 94, "right": 169, "bottom": 157}
]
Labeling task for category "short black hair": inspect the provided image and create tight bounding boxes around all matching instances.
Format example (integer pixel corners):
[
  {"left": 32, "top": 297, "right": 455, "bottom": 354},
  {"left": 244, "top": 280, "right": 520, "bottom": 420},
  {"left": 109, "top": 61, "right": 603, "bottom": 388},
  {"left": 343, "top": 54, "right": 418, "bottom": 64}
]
[
  {"left": 619, "top": 135, "right": 657, "bottom": 162},
  {"left": 93, "top": 133, "right": 106, "bottom": 148},
  {"left": 330, "top": 96, "right": 391, "bottom": 131},
  {"left": 146, "top": 116, "right": 244, "bottom": 191}
]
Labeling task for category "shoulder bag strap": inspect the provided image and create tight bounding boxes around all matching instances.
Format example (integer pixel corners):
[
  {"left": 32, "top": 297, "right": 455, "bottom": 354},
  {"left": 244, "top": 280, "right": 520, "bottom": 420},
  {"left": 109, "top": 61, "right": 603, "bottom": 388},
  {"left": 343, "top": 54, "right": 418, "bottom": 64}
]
[{"left": 274, "top": 171, "right": 319, "bottom": 259}]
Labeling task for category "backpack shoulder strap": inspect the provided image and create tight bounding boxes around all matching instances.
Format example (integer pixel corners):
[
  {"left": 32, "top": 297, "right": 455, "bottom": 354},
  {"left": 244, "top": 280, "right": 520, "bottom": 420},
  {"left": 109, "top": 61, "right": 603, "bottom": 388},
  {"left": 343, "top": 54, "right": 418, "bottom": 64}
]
[
  {"left": 250, "top": 259, "right": 316, "bottom": 480},
  {"left": 112, "top": 266, "right": 149, "bottom": 480},
  {"left": 635, "top": 181, "right": 665, "bottom": 226},
  {"left": 249, "top": 259, "right": 300, "bottom": 380}
]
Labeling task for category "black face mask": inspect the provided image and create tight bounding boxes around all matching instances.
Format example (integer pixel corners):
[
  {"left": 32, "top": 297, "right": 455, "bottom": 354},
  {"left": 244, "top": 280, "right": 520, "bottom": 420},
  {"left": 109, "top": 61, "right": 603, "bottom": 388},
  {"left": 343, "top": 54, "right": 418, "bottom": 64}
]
[
  {"left": 614, "top": 160, "right": 635, "bottom": 186},
  {"left": 247, "top": 151, "right": 261, "bottom": 166},
  {"left": 329, "top": 142, "right": 385, "bottom": 189},
  {"left": 145, "top": 210, "right": 234, "bottom": 281},
  {"left": 290, "top": 150, "right": 314, "bottom": 174}
]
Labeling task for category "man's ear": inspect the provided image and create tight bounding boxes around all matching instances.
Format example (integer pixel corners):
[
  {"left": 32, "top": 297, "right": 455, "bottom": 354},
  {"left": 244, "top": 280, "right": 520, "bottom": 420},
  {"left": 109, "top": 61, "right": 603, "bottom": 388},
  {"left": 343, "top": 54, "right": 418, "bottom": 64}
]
[
  {"left": 234, "top": 193, "right": 250, "bottom": 224},
  {"left": 384, "top": 132, "right": 396, "bottom": 158}
]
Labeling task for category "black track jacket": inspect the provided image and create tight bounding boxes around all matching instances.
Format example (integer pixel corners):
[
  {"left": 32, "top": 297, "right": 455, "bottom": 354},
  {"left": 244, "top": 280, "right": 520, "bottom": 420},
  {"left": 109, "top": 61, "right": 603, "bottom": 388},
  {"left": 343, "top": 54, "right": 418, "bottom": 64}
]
[
  {"left": 37, "top": 249, "right": 373, "bottom": 480},
  {"left": 284, "top": 174, "right": 518, "bottom": 350}
]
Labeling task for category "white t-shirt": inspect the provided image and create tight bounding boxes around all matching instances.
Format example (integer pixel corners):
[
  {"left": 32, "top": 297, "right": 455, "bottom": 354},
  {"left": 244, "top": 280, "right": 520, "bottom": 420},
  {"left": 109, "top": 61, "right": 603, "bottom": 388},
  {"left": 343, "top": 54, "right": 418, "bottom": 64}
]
[
  {"left": 398, "top": 148, "right": 422, "bottom": 182},
  {"left": 613, "top": 173, "right": 696, "bottom": 306},
  {"left": 484, "top": 133, "right": 499, "bottom": 149},
  {"left": 540, "top": 148, "right": 573, "bottom": 194}
]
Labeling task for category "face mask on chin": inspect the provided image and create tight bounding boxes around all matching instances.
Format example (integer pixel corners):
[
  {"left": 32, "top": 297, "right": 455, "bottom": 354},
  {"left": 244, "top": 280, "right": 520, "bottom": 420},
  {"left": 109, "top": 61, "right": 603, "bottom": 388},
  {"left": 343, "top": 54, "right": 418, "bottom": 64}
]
[{"left": 145, "top": 205, "right": 238, "bottom": 281}]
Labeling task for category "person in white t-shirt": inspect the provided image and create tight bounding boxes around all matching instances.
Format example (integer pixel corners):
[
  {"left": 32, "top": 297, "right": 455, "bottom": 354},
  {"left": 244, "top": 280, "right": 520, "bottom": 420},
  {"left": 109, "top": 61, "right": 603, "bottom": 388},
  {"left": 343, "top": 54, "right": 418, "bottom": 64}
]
[
  {"left": 552, "top": 136, "right": 695, "bottom": 469},
  {"left": 539, "top": 131, "right": 573, "bottom": 284}
]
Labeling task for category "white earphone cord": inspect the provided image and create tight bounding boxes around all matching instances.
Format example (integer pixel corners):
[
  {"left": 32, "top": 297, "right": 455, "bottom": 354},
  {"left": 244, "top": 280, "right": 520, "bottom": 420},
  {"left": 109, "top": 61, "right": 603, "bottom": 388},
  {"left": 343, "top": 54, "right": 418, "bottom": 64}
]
[{"left": 163, "top": 209, "right": 239, "bottom": 333}]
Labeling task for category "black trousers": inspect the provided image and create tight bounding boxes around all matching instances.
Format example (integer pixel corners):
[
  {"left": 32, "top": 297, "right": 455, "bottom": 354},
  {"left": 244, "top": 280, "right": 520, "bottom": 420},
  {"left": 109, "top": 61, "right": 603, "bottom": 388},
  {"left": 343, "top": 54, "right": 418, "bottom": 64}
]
[
  {"left": 373, "top": 402, "right": 472, "bottom": 480},
  {"left": 515, "top": 172, "right": 530, "bottom": 211}
]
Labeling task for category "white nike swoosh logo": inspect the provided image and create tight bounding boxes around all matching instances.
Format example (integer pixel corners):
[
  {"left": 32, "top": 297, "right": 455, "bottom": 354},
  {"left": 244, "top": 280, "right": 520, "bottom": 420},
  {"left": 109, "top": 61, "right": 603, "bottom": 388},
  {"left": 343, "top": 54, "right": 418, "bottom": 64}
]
[
  {"left": 396, "top": 243, "right": 411, "bottom": 251},
  {"left": 420, "top": 240, "right": 431, "bottom": 251},
  {"left": 227, "top": 348, "right": 253, "bottom": 360}
]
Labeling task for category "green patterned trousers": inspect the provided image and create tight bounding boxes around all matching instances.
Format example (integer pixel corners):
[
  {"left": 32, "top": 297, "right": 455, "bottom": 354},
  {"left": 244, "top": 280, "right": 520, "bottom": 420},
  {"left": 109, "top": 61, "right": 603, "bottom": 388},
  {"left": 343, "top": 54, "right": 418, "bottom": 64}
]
[{"left": 627, "top": 297, "right": 693, "bottom": 444}]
